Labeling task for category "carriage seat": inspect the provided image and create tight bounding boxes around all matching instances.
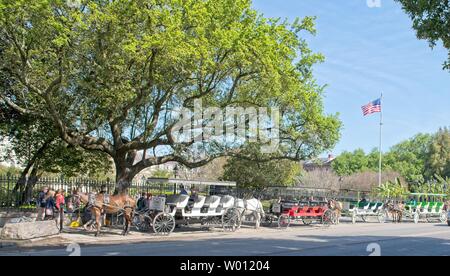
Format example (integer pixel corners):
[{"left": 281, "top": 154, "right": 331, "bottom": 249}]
[
  {"left": 166, "top": 194, "right": 189, "bottom": 208},
  {"left": 203, "top": 196, "right": 221, "bottom": 209},
  {"left": 220, "top": 196, "right": 235, "bottom": 209},
  {"left": 192, "top": 195, "right": 206, "bottom": 209},
  {"left": 375, "top": 202, "right": 383, "bottom": 211}
]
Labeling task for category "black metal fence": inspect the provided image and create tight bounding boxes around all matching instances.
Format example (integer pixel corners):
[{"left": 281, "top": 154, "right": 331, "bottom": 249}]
[
  {"left": 0, "top": 174, "right": 180, "bottom": 210},
  {"left": 0, "top": 174, "right": 367, "bottom": 212}
]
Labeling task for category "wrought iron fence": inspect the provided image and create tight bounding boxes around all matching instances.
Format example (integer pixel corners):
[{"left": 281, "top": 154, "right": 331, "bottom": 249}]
[
  {"left": 0, "top": 174, "right": 177, "bottom": 210},
  {"left": 0, "top": 173, "right": 368, "bottom": 212}
]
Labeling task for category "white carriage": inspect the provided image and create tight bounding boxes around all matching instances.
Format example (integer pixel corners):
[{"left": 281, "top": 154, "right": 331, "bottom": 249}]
[
  {"left": 133, "top": 178, "right": 241, "bottom": 235},
  {"left": 348, "top": 201, "right": 387, "bottom": 224},
  {"left": 404, "top": 194, "right": 448, "bottom": 224}
]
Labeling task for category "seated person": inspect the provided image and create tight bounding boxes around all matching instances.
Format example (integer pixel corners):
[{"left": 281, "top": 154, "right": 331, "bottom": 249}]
[
  {"left": 185, "top": 189, "right": 199, "bottom": 212},
  {"left": 136, "top": 192, "right": 147, "bottom": 211},
  {"left": 145, "top": 193, "right": 153, "bottom": 210},
  {"left": 269, "top": 197, "right": 282, "bottom": 213},
  {"left": 179, "top": 185, "right": 189, "bottom": 196}
]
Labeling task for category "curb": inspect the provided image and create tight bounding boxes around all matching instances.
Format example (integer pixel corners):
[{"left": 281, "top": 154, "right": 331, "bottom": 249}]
[{"left": 0, "top": 240, "right": 18, "bottom": 249}]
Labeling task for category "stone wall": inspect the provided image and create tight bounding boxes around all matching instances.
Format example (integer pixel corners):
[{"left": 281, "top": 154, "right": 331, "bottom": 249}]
[
  {"left": 0, "top": 211, "right": 37, "bottom": 227},
  {"left": 1, "top": 220, "right": 59, "bottom": 240}
]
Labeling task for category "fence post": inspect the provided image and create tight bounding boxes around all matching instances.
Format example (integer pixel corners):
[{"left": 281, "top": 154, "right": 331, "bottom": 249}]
[{"left": 6, "top": 172, "right": 11, "bottom": 207}]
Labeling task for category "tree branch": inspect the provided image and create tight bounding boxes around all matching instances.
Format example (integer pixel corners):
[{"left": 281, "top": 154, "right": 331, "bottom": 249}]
[{"left": 0, "top": 94, "right": 44, "bottom": 118}]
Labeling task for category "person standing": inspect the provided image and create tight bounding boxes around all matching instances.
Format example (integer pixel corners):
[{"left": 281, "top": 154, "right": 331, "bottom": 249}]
[
  {"left": 55, "top": 189, "right": 66, "bottom": 232},
  {"left": 44, "top": 189, "right": 56, "bottom": 220},
  {"left": 99, "top": 184, "right": 107, "bottom": 194},
  {"left": 36, "top": 186, "right": 49, "bottom": 221}
]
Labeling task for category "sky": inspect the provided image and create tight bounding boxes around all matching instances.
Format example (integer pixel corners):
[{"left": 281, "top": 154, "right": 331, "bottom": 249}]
[{"left": 252, "top": 0, "right": 450, "bottom": 155}]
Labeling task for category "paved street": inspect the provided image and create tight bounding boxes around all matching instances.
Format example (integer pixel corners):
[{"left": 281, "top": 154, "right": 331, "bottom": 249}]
[{"left": 1, "top": 220, "right": 449, "bottom": 256}]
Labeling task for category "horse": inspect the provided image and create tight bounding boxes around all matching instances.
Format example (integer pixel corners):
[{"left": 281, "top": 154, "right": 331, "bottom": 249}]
[
  {"left": 386, "top": 201, "right": 404, "bottom": 223},
  {"left": 74, "top": 191, "right": 136, "bottom": 237},
  {"left": 328, "top": 199, "right": 344, "bottom": 225},
  {"left": 235, "top": 198, "right": 265, "bottom": 229},
  {"left": 444, "top": 200, "right": 450, "bottom": 212}
]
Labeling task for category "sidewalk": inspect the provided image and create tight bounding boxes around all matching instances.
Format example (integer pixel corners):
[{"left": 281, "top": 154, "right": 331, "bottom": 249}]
[
  {"left": 0, "top": 225, "right": 247, "bottom": 249},
  {"left": 0, "top": 222, "right": 332, "bottom": 250}
]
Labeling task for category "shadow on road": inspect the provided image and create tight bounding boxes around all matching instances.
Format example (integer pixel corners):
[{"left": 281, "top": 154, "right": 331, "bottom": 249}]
[{"left": 2, "top": 231, "right": 450, "bottom": 256}]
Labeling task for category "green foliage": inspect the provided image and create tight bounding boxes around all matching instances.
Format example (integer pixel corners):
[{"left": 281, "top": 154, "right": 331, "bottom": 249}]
[
  {"left": 0, "top": 0, "right": 341, "bottom": 191},
  {"left": 373, "top": 178, "right": 409, "bottom": 200},
  {"left": 395, "top": 0, "right": 450, "bottom": 70},
  {"left": 332, "top": 133, "right": 438, "bottom": 184},
  {"left": 332, "top": 149, "right": 371, "bottom": 176},
  {"left": 410, "top": 175, "right": 450, "bottom": 198},
  {"left": 222, "top": 144, "right": 301, "bottom": 190},
  {"left": 426, "top": 127, "right": 450, "bottom": 179},
  {"left": 0, "top": 165, "right": 21, "bottom": 175},
  {"left": 383, "top": 133, "right": 433, "bottom": 183},
  {"left": 151, "top": 169, "right": 172, "bottom": 178},
  {"left": 0, "top": 106, "right": 112, "bottom": 178}
]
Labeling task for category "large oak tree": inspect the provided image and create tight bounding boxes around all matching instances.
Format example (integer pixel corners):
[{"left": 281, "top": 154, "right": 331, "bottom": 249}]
[{"left": 0, "top": 0, "right": 340, "bottom": 192}]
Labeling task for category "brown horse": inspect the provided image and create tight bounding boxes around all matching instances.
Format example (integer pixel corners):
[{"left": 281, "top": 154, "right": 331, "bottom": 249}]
[
  {"left": 328, "top": 199, "right": 343, "bottom": 225},
  {"left": 76, "top": 192, "right": 136, "bottom": 237},
  {"left": 386, "top": 201, "right": 404, "bottom": 223},
  {"left": 444, "top": 200, "right": 450, "bottom": 211}
]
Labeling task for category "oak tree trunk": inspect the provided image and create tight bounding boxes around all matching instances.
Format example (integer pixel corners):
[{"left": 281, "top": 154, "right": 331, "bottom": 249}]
[{"left": 114, "top": 158, "right": 137, "bottom": 195}]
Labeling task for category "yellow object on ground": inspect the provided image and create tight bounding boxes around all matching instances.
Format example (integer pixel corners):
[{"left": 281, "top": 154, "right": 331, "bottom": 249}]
[{"left": 70, "top": 218, "right": 82, "bottom": 228}]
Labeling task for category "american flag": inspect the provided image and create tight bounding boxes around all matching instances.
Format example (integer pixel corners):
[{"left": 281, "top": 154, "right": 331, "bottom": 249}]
[{"left": 362, "top": 98, "right": 381, "bottom": 116}]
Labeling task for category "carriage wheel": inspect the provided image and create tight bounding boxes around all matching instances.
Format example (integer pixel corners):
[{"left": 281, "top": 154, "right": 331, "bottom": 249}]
[
  {"left": 322, "top": 210, "right": 334, "bottom": 226},
  {"left": 222, "top": 208, "right": 241, "bottom": 232},
  {"left": 439, "top": 212, "right": 448, "bottom": 224},
  {"left": 377, "top": 211, "right": 387, "bottom": 224},
  {"left": 133, "top": 214, "right": 152, "bottom": 232},
  {"left": 152, "top": 213, "right": 175, "bottom": 235},
  {"left": 278, "top": 215, "right": 291, "bottom": 229},
  {"left": 413, "top": 212, "right": 420, "bottom": 224}
]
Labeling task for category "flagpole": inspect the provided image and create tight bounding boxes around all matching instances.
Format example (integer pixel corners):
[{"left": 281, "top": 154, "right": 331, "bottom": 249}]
[{"left": 378, "top": 93, "right": 383, "bottom": 187}]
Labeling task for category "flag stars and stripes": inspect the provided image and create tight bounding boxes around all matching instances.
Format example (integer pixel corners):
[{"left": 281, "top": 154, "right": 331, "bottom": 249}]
[{"left": 362, "top": 98, "right": 381, "bottom": 116}]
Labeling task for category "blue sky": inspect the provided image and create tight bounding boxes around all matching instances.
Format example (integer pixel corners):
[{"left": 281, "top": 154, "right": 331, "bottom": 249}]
[{"left": 252, "top": 0, "right": 450, "bottom": 155}]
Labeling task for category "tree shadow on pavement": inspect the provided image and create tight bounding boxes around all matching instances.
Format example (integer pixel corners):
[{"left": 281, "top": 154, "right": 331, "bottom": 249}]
[{"left": 3, "top": 233, "right": 450, "bottom": 256}]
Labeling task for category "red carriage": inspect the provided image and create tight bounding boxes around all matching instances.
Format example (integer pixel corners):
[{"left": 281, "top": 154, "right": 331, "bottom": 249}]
[{"left": 273, "top": 201, "right": 336, "bottom": 228}]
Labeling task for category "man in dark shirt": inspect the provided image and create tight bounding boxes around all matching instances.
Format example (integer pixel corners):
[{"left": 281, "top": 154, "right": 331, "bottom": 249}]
[
  {"left": 37, "top": 186, "right": 49, "bottom": 221},
  {"left": 99, "top": 185, "right": 107, "bottom": 194}
]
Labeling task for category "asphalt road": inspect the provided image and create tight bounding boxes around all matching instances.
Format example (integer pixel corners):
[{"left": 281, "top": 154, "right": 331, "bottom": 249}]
[{"left": 1, "top": 221, "right": 449, "bottom": 256}]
